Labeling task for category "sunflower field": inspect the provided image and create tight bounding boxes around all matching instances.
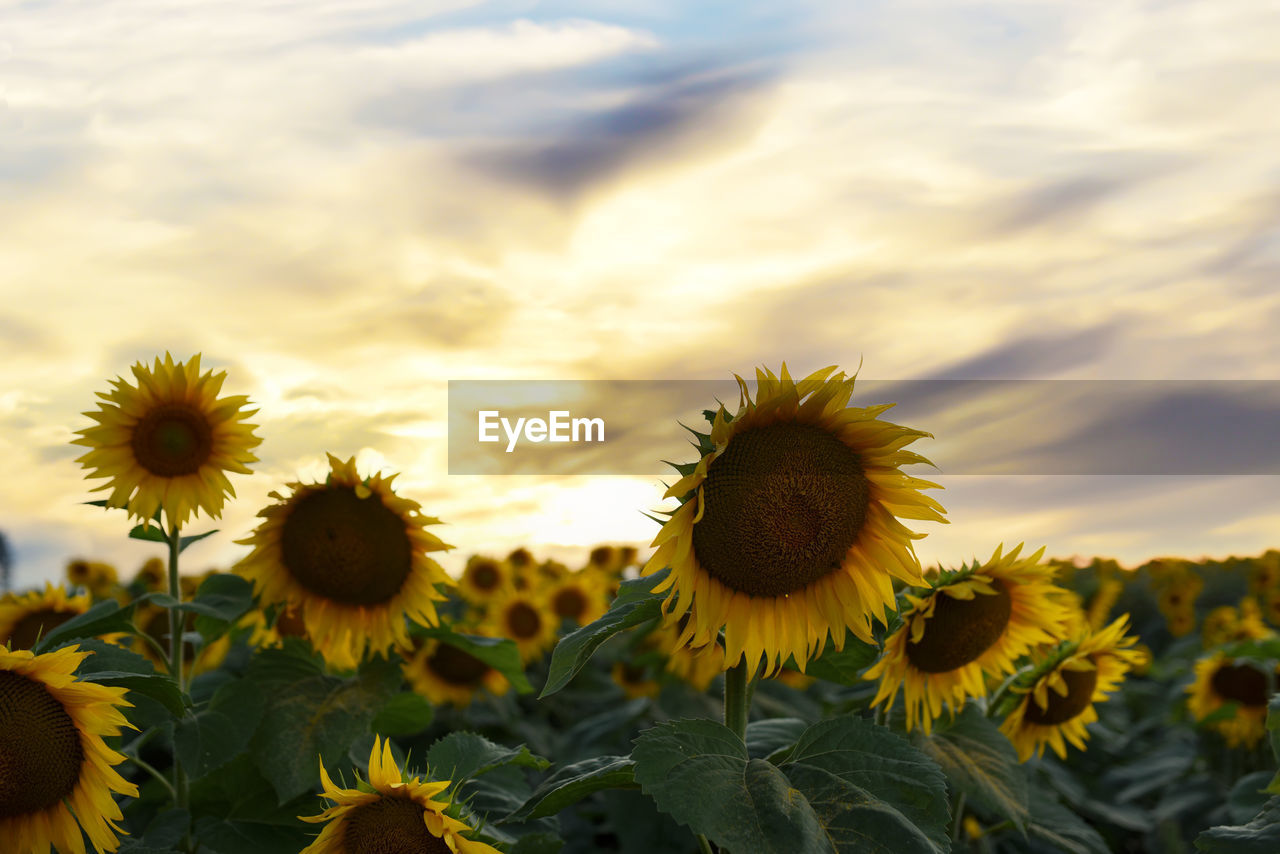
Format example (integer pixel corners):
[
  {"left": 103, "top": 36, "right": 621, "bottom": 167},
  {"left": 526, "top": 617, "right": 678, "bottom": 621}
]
[{"left": 1, "top": 355, "right": 1278, "bottom": 854}]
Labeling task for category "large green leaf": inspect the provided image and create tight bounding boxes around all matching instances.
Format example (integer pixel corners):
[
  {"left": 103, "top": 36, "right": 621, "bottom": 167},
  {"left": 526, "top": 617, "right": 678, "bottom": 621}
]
[
  {"left": 1267, "top": 695, "right": 1280, "bottom": 795},
  {"left": 1025, "top": 792, "right": 1110, "bottom": 854},
  {"left": 33, "top": 600, "right": 138, "bottom": 653},
  {"left": 412, "top": 625, "right": 533, "bottom": 694},
  {"left": 914, "top": 704, "right": 1028, "bottom": 830},
  {"left": 1196, "top": 798, "right": 1280, "bottom": 853},
  {"left": 426, "top": 731, "right": 549, "bottom": 793},
  {"left": 746, "top": 717, "right": 810, "bottom": 761},
  {"left": 632, "top": 716, "right": 950, "bottom": 854},
  {"left": 512, "top": 755, "right": 638, "bottom": 821},
  {"left": 193, "top": 816, "right": 311, "bottom": 854},
  {"left": 799, "top": 633, "right": 880, "bottom": 684},
  {"left": 174, "top": 678, "right": 265, "bottom": 779},
  {"left": 540, "top": 569, "right": 668, "bottom": 698},
  {"left": 370, "top": 692, "right": 434, "bottom": 737}
]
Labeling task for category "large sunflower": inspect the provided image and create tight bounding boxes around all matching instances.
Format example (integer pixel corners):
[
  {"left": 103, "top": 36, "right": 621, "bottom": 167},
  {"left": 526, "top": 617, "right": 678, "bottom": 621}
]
[
  {"left": 865, "top": 544, "right": 1068, "bottom": 734},
  {"left": 1186, "top": 652, "right": 1275, "bottom": 748},
  {"left": 73, "top": 353, "right": 260, "bottom": 528},
  {"left": 0, "top": 644, "right": 139, "bottom": 853},
  {"left": 235, "top": 454, "right": 454, "bottom": 670},
  {"left": 643, "top": 364, "right": 947, "bottom": 676},
  {"left": 0, "top": 584, "right": 90, "bottom": 649},
  {"left": 301, "top": 737, "right": 500, "bottom": 854},
  {"left": 1000, "top": 615, "right": 1144, "bottom": 761},
  {"left": 401, "top": 638, "right": 509, "bottom": 707}
]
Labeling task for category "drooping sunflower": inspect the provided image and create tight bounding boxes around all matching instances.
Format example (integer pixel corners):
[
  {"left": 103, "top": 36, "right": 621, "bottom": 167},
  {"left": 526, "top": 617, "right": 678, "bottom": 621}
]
[
  {"left": 300, "top": 736, "right": 500, "bottom": 854},
  {"left": 456, "top": 556, "right": 511, "bottom": 606},
  {"left": 0, "top": 584, "right": 90, "bottom": 649},
  {"left": 0, "top": 643, "right": 140, "bottom": 853},
  {"left": 644, "top": 364, "right": 948, "bottom": 677},
  {"left": 483, "top": 590, "right": 557, "bottom": 663},
  {"left": 401, "top": 638, "right": 509, "bottom": 707},
  {"left": 1186, "top": 652, "right": 1276, "bottom": 748},
  {"left": 865, "top": 543, "right": 1069, "bottom": 733},
  {"left": 236, "top": 454, "right": 455, "bottom": 671},
  {"left": 73, "top": 353, "right": 261, "bottom": 529},
  {"left": 1000, "top": 615, "right": 1145, "bottom": 761}
]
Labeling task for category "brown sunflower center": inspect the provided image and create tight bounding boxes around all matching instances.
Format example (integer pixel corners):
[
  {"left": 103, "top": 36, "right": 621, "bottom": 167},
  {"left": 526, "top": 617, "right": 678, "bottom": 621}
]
[
  {"left": 280, "top": 486, "right": 412, "bottom": 606},
  {"left": 691, "top": 422, "right": 869, "bottom": 598},
  {"left": 0, "top": 671, "right": 85, "bottom": 818},
  {"left": 1023, "top": 664, "right": 1099, "bottom": 725},
  {"left": 342, "top": 794, "right": 451, "bottom": 854},
  {"left": 619, "top": 662, "right": 648, "bottom": 684},
  {"left": 506, "top": 602, "right": 542, "bottom": 639},
  {"left": 507, "top": 548, "right": 533, "bottom": 568},
  {"left": 131, "top": 403, "right": 214, "bottom": 477},
  {"left": 552, "top": 588, "right": 588, "bottom": 621},
  {"left": 5, "top": 609, "right": 77, "bottom": 650},
  {"left": 590, "top": 546, "right": 614, "bottom": 567},
  {"left": 274, "top": 605, "right": 309, "bottom": 639},
  {"left": 427, "top": 644, "right": 490, "bottom": 686},
  {"left": 469, "top": 561, "right": 500, "bottom": 591},
  {"left": 67, "top": 560, "right": 92, "bottom": 584},
  {"left": 1211, "top": 663, "right": 1268, "bottom": 707},
  {"left": 904, "top": 583, "right": 1013, "bottom": 673}
]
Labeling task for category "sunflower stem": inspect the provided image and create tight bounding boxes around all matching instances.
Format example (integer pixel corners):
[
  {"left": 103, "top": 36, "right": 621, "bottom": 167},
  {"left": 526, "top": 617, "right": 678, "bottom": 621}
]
[
  {"left": 724, "top": 660, "right": 753, "bottom": 741},
  {"left": 124, "top": 750, "right": 177, "bottom": 801},
  {"left": 950, "top": 791, "right": 967, "bottom": 842},
  {"left": 165, "top": 521, "right": 190, "bottom": 813},
  {"left": 696, "top": 834, "right": 715, "bottom": 854}
]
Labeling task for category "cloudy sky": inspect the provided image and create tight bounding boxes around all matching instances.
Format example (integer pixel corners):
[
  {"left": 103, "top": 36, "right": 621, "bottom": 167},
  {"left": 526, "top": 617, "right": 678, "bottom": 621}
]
[{"left": 2, "top": 0, "right": 1279, "bottom": 589}]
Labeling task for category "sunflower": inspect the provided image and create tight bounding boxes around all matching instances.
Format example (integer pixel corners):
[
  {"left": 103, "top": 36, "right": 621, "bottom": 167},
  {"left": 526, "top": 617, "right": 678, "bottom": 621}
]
[
  {"left": 1203, "top": 601, "right": 1272, "bottom": 647},
  {"left": 239, "top": 602, "right": 312, "bottom": 650},
  {"left": 235, "top": 454, "right": 454, "bottom": 670},
  {"left": 0, "top": 643, "right": 140, "bottom": 853},
  {"left": 1186, "top": 652, "right": 1276, "bottom": 748},
  {"left": 505, "top": 548, "right": 536, "bottom": 591},
  {"left": 611, "top": 660, "right": 662, "bottom": 699},
  {"left": 653, "top": 612, "right": 724, "bottom": 692},
  {"left": 1248, "top": 551, "right": 1280, "bottom": 598},
  {"left": 643, "top": 364, "right": 947, "bottom": 677},
  {"left": 300, "top": 736, "right": 500, "bottom": 854},
  {"left": 0, "top": 584, "right": 90, "bottom": 650},
  {"left": 546, "top": 572, "right": 608, "bottom": 628},
  {"left": 1264, "top": 590, "right": 1280, "bottom": 628},
  {"left": 865, "top": 544, "right": 1068, "bottom": 734},
  {"left": 1166, "top": 607, "right": 1196, "bottom": 638},
  {"left": 1000, "top": 616, "right": 1144, "bottom": 761},
  {"left": 66, "top": 559, "right": 118, "bottom": 597},
  {"left": 401, "top": 638, "right": 509, "bottom": 707},
  {"left": 483, "top": 590, "right": 556, "bottom": 663},
  {"left": 131, "top": 558, "right": 167, "bottom": 593},
  {"left": 456, "top": 556, "right": 511, "bottom": 606},
  {"left": 73, "top": 353, "right": 261, "bottom": 529}
]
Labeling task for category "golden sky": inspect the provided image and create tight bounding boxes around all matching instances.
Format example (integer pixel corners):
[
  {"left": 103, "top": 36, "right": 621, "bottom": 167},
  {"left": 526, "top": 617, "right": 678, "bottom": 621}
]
[{"left": 2, "top": 0, "right": 1279, "bottom": 587}]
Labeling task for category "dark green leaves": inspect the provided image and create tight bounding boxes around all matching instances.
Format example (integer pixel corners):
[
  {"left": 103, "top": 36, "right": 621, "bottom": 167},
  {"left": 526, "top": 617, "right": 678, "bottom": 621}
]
[
  {"left": 33, "top": 600, "right": 138, "bottom": 653},
  {"left": 632, "top": 716, "right": 950, "bottom": 854},
  {"left": 541, "top": 569, "right": 668, "bottom": 698},
  {"left": 70, "top": 638, "right": 187, "bottom": 716},
  {"left": 513, "top": 756, "right": 638, "bottom": 821},
  {"left": 175, "top": 678, "right": 266, "bottom": 778},
  {"left": 914, "top": 704, "right": 1028, "bottom": 830},
  {"left": 1195, "top": 798, "right": 1280, "bottom": 853},
  {"left": 426, "top": 732, "right": 549, "bottom": 791},
  {"left": 370, "top": 692, "right": 434, "bottom": 737},
  {"left": 799, "top": 633, "right": 880, "bottom": 683}
]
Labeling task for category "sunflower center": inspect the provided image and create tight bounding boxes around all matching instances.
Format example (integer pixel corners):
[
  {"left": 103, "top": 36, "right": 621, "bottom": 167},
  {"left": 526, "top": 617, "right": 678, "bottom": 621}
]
[
  {"left": 506, "top": 603, "right": 542, "bottom": 639},
  {"left": 904, "top": 583, "right": 1013, "bottom": 673},
  {"left": 427, "top": 644, "right": 490, "bottom": 686},
  {"left": 342, "top": 794, "right": 451, "bottom": 854},
  {"left": 1211, "top": 663, "right": 1268, "bottom": 707},
  {"left": 552, "top": 588, "right": 588, "bottom": 620},
  {"left": 1023, "top": 665, "right": 1099, "bottom": 725},
  {"left": 469, "top": 562, "right": 500, "bottom": 591},
  {"left": 0, "top": 671, "right": 85, "bottom": 818},
  {"left": 280, "top": 486, "right": 412, "bottom": 606},
  {"left": 619, "top": 663, "right": 647, "bottom": 684},
  {"left": 5, "top": 609, "right": 76, "bottom": 650},
  {"left": 691, "top": 423, "right": 869, "bottom": 598},
  {"left": 274, "top": 605, "right": 309, "bottom": 639},
  {"left": 131, "top": 403, "right": 214, "bottom": 477},
  {"left": 508, "top": 549, "right": 533, "bottom": 569}
]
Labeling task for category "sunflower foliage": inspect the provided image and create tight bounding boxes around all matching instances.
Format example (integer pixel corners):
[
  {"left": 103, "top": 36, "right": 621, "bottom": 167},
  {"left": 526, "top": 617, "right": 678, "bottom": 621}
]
[{"left": 8, "top": 356, "right": 1280, "bottom": 852}]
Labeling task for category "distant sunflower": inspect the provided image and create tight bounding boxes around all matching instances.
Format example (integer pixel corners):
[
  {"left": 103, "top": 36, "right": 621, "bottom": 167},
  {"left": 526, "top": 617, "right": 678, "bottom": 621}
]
[
  {"left": 644, "top": 364, "right": 947, "bottom": 677},
  {"left": 134, "top": 603, "right": 231, "bottom": 677},
  {"left": 611, "top": 660, "right": 661, "bottom": 699},
  {"left": 66, "top": 559, "right": 119, "bottom": 597},
  {"left": 236, "top": 454, "right": 454, "bottom": 670},
  {"left": 505, "top": 548, "right": 536, "bottom": 591},
  {"left": 401, "top": 638, "right": 509, "bottom": 707},
  {"left": 0, "top": 584, "right": 90, "bottom": 649},
  {"left": 457, "top": 556, "right": 511, "bottom": 606},
  {"left": 546, "top": 572, "right": 608, "bottom": 627},
  {"left": 1186, "top": 652, "right": 1275, "bottom": 748},
  {"left": 1249, "top": 552, "right": 1280, "bottom": 598},
  {"left": 1166, "top": 607, "right": 1196, "bottom": 638},
  {"left": 74, "top": 353, "right": 260, "bottom": 528},
  {"left": 300, "top": 736, "right": 500, "bottom": 854},
  {"left": 1264, "top": 591, "right": 1280, "bottom": 628},
  {"left": 132, "top": 557, "right": 167, "bottom": 592},
  {"left": 865, "top": 544, "right": 1068, "bottom": 734},
  {"left": 0, "top": 643, "right": 139, "bottom": 853},
  {"left": 1000, "top": 616, "right": 1144, "bottom": 761},
  {"left": 484, "top": 590, "right": 556, "bottom": 663}
]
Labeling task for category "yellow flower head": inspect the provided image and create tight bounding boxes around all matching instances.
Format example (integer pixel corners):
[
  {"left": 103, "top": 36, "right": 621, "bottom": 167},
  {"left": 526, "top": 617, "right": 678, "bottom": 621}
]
[
  {"left": 74, "top": 353, "right": 260, "bottom": 528},
  {"left": 482, "top": 590, "right": 557, "bottom": 664},
  {"left": 300, "top": 737, "right": 500, "bottom": 854},
  {"left": 400, "top": 638, "right": 509, "bottom": 708},
  {"left": 0, "top": 644, "right": 140, "bottom": 853},
  {"left": 0, "top": 584, "right": 90, "bottom": 650},
  {"left": 1186, "top": 652, "right": 1276, "bottom": 749},
  {"left": 644, "top": 364, "right": 947, "bottom": 677},
  {"left": 457, "top": 556, "right": 512, "bottom": 606},
  {"left": 235, "top": 454, "right": 455, "bottom": 670}
]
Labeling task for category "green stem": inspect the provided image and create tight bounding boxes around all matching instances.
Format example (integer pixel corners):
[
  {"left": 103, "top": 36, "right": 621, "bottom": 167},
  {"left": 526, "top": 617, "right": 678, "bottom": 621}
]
[
  {"left": 951, "top": 791, "right": 967, "bottom": 842},
  {"left": 696, "top": 833, "right": 714, "bottom": 854},
  {"left": 125, "top": 751, "right": 177, "bottom": 801},
  {"left": 724, "top": 660, "right": 752, "bottom": 741},
  {"left": 165, "top": 521, "right": 190, "bottom": 813}
]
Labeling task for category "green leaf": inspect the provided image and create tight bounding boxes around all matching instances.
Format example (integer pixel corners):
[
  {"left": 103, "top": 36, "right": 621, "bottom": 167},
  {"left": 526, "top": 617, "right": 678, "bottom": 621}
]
[
  {"left": 913, "top": 705, "right": 1028, "bottom": 830},
  {"left": 512, "top": 755, "right": 638, "bottom": 821},
  {"left": 1228, "top": 772, "right": 1276, "bottom": 825},
  {"left": 745, "top": 717, "right": 810, "bottom": 761},
  {"left": 174, "top": 679, "right": 265, "bottom": 778},
  {"left": 1026, "top": 792, "right": 1110, "bottom": 854},
  {"left": 371, "top": 692, "right": 434, "bottom": 737},
  {"left": 90, "top": 671, "right": 187, "bottom": 717},
  {"left": 1195, "top": 798, "right": 1280, "bottom": 853},
  {"left": 192, "top": 816, "right": 311, "bottom": 854},
  {"left": 412, "top": 625, "right": 533, "bottom": 694},
  {"left": 632, "top": 719, "right": 834, "bottom": 854},
  {"left": 426, "top": 732, "right": 549, "bottom": 793},
  {"left": 781, "top": 716, "right": 951, "bottom": 853},
  {"left": 33, "top": 600, "right": 138, "bottom": 653},
  {"left": 179, "top": 529, "right": 219, "bottom": 552},
  {"left": 541, "top": 570, "right": 668, "bottom": 698},
  {"left": 1268, "top": 694, "right": 1280, "bottom": 769},
  {"left": 799, "top": 633, "right": 880, "bottom": 684},
  {"left": 508, "top": 832, "right": 565, "bottom": 854},
  {"left": 129, "top": 523, "right": 168, "bottom": 544},
  {"left": 191, "top": 573, "right": 254, "bottom": 639}
]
